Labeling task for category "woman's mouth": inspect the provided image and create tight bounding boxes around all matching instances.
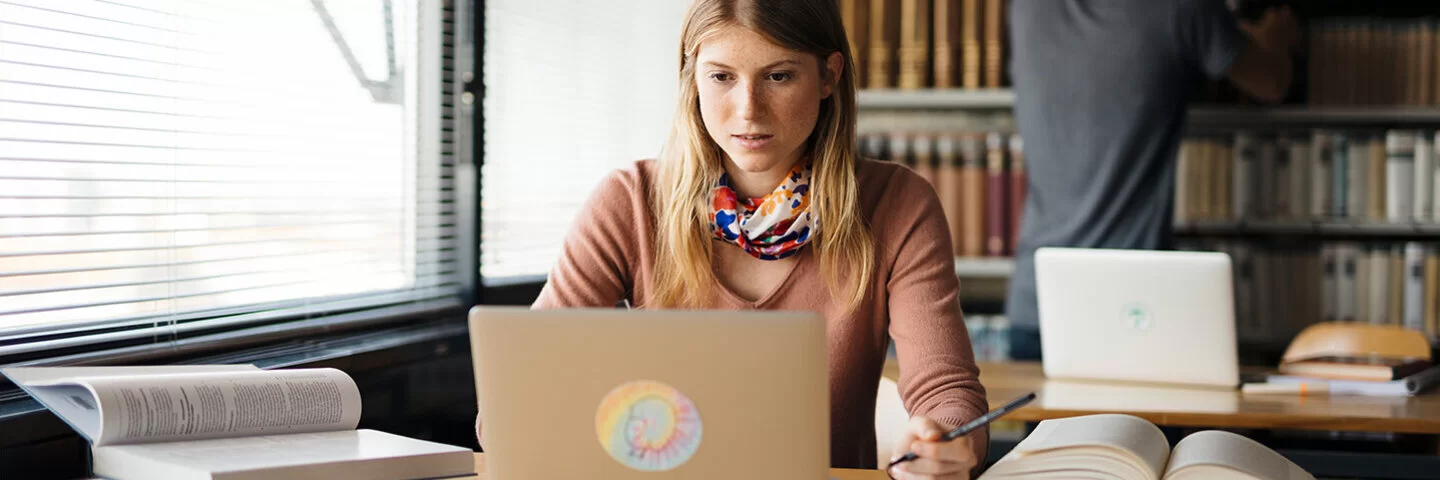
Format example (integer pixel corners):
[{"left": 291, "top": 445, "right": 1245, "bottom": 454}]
[{"left": 733, "top": 134, "right": 773, "bottom": 150}]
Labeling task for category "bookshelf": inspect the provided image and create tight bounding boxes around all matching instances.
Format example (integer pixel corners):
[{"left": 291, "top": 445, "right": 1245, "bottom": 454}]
[
  {"left": 953, "top": 257, "right": 1014, "bottom": 278},
  {"left": 1188, "top": 106, "right": 1440, "bottom": 127},
  {"left": 1174, "top": 221, "right": 1440, "bottom": 237},
  {"left": 858, "top": 89, "right": 1015, "bottom": 110},
  {"left": 855, "top": 88, "right": 1440, "bottom": 125}
]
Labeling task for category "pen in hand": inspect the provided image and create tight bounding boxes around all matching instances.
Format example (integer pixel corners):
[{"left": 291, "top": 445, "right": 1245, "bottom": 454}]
[{"left": 886, "top": 392, "right": 1037, "bottom": 471}]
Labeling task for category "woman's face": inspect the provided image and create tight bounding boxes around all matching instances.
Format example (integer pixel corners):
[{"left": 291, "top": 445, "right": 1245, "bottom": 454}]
[{"left": 694, "top": 26, "right": 836, "bottom": 178}]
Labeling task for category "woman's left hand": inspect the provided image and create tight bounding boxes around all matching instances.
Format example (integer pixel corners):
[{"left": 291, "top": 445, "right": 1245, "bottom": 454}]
[{"left": 886, "top": 415, "right": 979, "bottom": 480}]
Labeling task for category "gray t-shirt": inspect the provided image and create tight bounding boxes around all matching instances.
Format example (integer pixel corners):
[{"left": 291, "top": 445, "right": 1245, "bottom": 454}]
[{"left": 1005, "top": 0, "right": 1245, "bottom": 329}]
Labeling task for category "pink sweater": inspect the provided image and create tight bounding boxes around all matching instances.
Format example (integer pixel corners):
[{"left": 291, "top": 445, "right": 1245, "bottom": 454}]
[{"left": 534, "top": 159, "right": 988, "bottom": 469}]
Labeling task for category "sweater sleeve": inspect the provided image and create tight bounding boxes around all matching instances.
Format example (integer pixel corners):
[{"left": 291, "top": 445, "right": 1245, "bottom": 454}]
[
  {"left": 884, "top": 173, "right": 990, "bottom": 463},
  {"left": 532, "top": 168, "right": 641, "bottom": 308}
]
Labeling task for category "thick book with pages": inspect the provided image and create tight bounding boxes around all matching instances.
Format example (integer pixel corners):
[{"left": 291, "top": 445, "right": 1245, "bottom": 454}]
[
  {"left": 980, "top": 414, "right": 1313, "bottom": 480},
  {"left": 0, "top": 365, "right": 473, "bottom": 480}
]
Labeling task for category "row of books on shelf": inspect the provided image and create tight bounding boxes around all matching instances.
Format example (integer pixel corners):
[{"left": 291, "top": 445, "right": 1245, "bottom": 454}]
[
  {"left": 1308, "top": 18, "right": 1440, "bottom": 106},
  {"left": 1176, "top": 240, "right": 1440, "bottom": 346},
  {"left": 859, "top": 130, "right": 1023, "bottom": 257},
  {"left": 839, "top": 0, "right": 1008, "bottom": 90},
  {"left": 1174, "top": 129, "right": 1440, "bottom": 224}
]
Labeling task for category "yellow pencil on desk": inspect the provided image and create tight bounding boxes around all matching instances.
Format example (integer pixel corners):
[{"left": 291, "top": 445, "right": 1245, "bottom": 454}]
[{"left": 1242, "top": 381, "right": 1330, "bottom": 395}]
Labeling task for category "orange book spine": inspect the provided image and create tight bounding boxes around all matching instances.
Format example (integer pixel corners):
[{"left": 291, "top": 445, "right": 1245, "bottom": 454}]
[
  {"left": 840, "top": 0, "right": 870, "bottom": 89},
  {"left": 897, "top": 0, "right": 931, "bottom": 89},
  {"left": 933, "top": 0, "right": 960, "bottom": 88},
  {"left": 960, "top": 0, "right": 981, "bottom": 89},
  {"left": 868, "top": 0, "right": 901, "bottom": 89},
  {"left": 982, "top": 0, "right": 1003, "bottom": 87}
]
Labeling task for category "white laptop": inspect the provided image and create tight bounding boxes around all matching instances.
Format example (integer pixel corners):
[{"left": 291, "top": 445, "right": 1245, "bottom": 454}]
[
  {"left": 1035, "top": 247, "right": 1240, "bottom": 388},
  {"left": 469, "top": 306, "right": 829, "bottom": 479}
]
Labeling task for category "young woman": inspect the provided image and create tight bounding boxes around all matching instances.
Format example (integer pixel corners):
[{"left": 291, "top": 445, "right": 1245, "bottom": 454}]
[{"left": 509, "top": 0, "right": 988, "bottom": 477}]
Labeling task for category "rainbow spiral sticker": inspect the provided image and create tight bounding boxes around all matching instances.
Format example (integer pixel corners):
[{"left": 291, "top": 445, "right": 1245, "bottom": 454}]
[{"left": 595, "top": 380, "right": 703, "bottom": 471}]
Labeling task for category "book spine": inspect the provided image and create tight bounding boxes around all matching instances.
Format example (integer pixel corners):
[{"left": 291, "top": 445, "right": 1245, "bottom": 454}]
[
  {"left": 1348, "top": 135, "right": 1368, "bottom": 220},
  {"left": 1434, "top": 132, "right": 1440, "bottom": 222},
  {"left": 1406, "top": 242, "right": 1427, "bottom": 332},
  {"left": 912, "top": 134, "right": 937, "bottom": 188},
  {"left": 1332, "top": 134, "right": 1349, "bottom": 218},
  {"left": 1175, "top": 139, "right": 1193, "bottom": 224},
  {"left": 960, "top": 0, "right": 981, "bottom": 89},
  {"left": 1259, "top": 136, "right": 1279, "bottom": 219},
  {"left": 1368, "top": 245, "right": 1388, "bottom": 325},
  {"left": 1426, "top": 247, "right": 1440, "bottom": 342},
  {"left": 982, "top": 0, "right": 1003, "bottom": 87},
  {"left": 1219, "top": 139, "right": 1234, "bottom": 219},
  {"left": 1338, "top": 243, "right": 1358, "bottom": 322},
  {"left": 1390, "top": 245, "right": 1405, "bottom": 326},
  {"left": 1356, "top": 243, "right": 1372, "bottom": 323},
  {"left": 888, "top": 131, "right": 912, "bottom": 167},
  {"left": 840, "top": 0, "right": 870, "bottom": 89},
  {"left": 1417, "top": 133, "right": 1435, "bottom": 220},
  {"left": 1009, "top": 134, "right": 1025, "bottom": 252},
  {"left": 897, "top": 0, "right": 931, "bottom": 89},
  {"left": 861, "top": 133, "right": 887, "bottom": 161},
  {"left": 1387, "top": 130, "right": 1418, "bottom": 222},
  {"left": 1234, "top": 245, "right": 1255, "bottom": 336},
  {"left": 1322, "top": 244, "right": 1338, "bottom": 321},
  {"left": 1289, "top": 136, "right": 1311, "bottom": 221},
  {"left": 984, "top": 132, "right": 1009, "bottom": 257},
  {"left": 1309, "top": 20, "right": 1327, "bottom": 105},
  {"left": 1197, "top": 138, "right": 1214, "bottom": 220},
  {"left": 959, "top": 134, "right": 986, "bottom": 257},
  {"left": 933, "top": 0, "right": 959, "bottom": 88},
  {"left": 1421, "top": 21, "right": 1435, "bottom": 105},
  {"left": 1312, "top": 132, "right": 1333, "bottom": 219},
  {"left": 1252, "top": 248, "right": 1273, "bottom": 342},
  {"left": 1369, "top": 136, "right": 1388, "bottom": 220},
  {"left": 868, "top": 0, "right": 901, "bottom": 89},
  {"left": 936, "top": 135, "right": 965, "bottom": 256},
  {"left": 1234, "top": 132, "right": 1257, "bottom": 220}
]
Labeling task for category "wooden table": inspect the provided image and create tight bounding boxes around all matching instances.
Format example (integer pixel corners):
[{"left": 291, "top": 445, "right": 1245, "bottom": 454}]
[
  {"left": 462, "top": 453, "right": 887, "bottom": 479},
  {"left": 887, "top": 361, "right": 1440, "bottom": 434}
]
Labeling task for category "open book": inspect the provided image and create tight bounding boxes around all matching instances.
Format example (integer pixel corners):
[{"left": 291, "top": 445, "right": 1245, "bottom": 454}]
[
  {"left": 979, "top": 414, "right": 1313, "bottom": 480},
  {"left": 1, "top": 365, "right": 473, "bottom": 480}
]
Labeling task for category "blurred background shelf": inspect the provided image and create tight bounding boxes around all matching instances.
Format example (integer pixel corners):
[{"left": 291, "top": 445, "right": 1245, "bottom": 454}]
[
  {"left": 1187, "top": 106, "right": 1440, "bottom": 127},
  {"left": 954, "top": 257, "right": 1014, "bottom": 278},
  {"left": 859, "top": 89, "right": 1015, "bottom": 110},
  {"left": 857, "top": 88, "right": 1440, "bottom": 128},
  {"left": 1174, "top": 220, "right": 1440, "bottom": 237}
]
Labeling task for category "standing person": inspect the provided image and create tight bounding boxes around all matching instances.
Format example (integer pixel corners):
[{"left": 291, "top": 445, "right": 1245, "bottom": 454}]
[
  {"left": 1005, "top": 1, "right": 1298, "bottom": 360},
  {"left": 480, "top": 0, "right": 990, "bottom": 477}
]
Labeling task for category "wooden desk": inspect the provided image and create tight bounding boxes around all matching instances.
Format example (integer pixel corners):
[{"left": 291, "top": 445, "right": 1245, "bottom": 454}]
[
  {"left": 886, "top": 361, "right": 1440, "bottom": 434},
  {"left": 462, "top": 453, "right": 887, "bottom": 479}
]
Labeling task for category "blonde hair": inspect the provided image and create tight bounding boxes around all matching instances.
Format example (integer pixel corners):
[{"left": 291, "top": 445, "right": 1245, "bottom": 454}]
[{"left": 649, "top": 0, "right": 873, "bottom": 311}]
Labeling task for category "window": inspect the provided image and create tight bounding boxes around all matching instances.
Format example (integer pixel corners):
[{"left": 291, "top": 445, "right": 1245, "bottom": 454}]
[
  {"left": 0, "top": 0, "right": 467, "bottom": 365},
  {"left": 479, "top": 0, "right": 686, "bottom": 281}
]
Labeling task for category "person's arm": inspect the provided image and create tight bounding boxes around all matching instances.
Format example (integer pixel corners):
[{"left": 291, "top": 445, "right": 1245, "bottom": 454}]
[
  {"left": 531, "top": 168, "right": 642, "bottom": 308},
  {"left": 1183, "top": 1, "right": 1298, "bottom": 104},
  {"left": 1227, "top": 7, "right": 1299, "bottom": 103},
  {"left": 884, "top": 173, "right": 989, "bottom": 478}
]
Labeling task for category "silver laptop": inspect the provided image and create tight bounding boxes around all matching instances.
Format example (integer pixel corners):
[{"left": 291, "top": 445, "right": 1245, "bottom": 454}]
[
  {"left": 1035, "top": 247, "right": 1240, "bottom": 388},
  {"left": 469, "top": 306, "right": 829, "bottom": 479}
]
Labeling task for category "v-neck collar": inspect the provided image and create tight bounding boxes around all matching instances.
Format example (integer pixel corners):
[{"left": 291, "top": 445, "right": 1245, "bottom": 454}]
[{"left": 712, "top": 246, "right": 811, "bottom": 307}]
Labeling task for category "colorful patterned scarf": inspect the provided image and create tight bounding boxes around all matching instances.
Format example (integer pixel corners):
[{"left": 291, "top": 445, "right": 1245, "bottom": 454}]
[{"left": 708, "top": 163, "right": 818, "bottom": 260}]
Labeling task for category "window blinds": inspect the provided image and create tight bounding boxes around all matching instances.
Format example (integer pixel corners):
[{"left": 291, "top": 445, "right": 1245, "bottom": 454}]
[
  {"left": 480, "top": 0, "right": 685, "bottom": 281},
  {"left": 0, "top": 0, "right": 463, "bottom": 363}
]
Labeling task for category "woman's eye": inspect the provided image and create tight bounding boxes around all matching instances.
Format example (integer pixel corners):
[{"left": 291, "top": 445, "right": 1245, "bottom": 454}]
[
  {"left": 709, "top": 72, "right": 732, "bottom": 82},
  {"left": 766, "top": 72, "right": 792, "bottom": 82}
]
